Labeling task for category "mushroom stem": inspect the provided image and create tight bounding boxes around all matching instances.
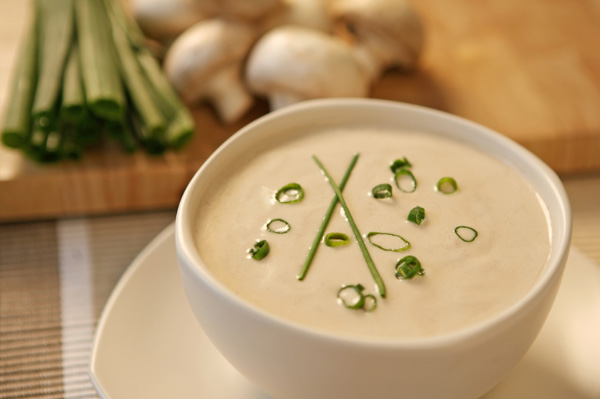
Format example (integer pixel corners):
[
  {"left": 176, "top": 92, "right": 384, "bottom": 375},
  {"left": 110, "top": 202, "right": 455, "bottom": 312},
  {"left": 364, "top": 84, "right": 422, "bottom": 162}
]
[
  {"left": 347, "top": 45, "right": 382, "bottom": 82},
  {"left": 330, "top": 0, "right": 424, "bottom": 79},
  {"left": 268, "top": 91, "right": 307, "bottom": 110},
  {"left": 204, "top": 64, "right": 254, "bottom": 123},
  {"left": 164, "top": 18, "right": 257, "bottom": 124}
]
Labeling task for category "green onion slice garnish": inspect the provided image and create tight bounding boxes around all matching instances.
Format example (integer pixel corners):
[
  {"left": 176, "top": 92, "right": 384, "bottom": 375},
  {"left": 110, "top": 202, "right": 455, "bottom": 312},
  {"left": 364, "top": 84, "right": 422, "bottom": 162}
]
[
  {"left": 325, "top": 232, "right": 350, "bottom": 247},
  {"left": 366, "top": 232, "right": 411, "bottom": 252},
  {"left": 407, "top": 206, "right": 426, "bottom": 225},
  {"left": 394, "top": 168, "right": 417, "bottom": 193},
  {"left": 455, "top": 226, "right": 478, "bottom": 242},
  {"left": 266, "top": 218, "right": 291, "bottom": 234},
  {"left": 390, "top": 157, "right": 412, "bottom": 174},
  {"left": 275, "top": 183, "right": 304, "bottom": 203},
  {"left": 395, "top": 256, "right": 425, "bottom": 279},
  {"left": 337, "top": 284, "right": 377, "bottom": 312},
  {"left": 436, "top": 177, "right": 458, "bottom": 194},
  {"left": 371, "top": 183, "right": 392, "bottom": 199},
  {"left": 248, "top": 240, "right": 270, "bottom": 260}
]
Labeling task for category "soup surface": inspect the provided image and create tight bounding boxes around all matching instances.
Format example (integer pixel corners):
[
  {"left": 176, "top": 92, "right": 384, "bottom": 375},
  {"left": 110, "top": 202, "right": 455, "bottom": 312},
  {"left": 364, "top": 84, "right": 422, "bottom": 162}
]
[{"left": 193, "top": 127, "right": 551, "bottom": 339}]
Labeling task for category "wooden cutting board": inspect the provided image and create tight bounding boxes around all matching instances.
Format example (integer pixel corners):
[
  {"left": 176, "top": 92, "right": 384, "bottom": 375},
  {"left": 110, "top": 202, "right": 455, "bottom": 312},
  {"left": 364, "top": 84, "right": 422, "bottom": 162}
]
[{"left": 1, "top": 0, "right": 600, "bottom": 221}]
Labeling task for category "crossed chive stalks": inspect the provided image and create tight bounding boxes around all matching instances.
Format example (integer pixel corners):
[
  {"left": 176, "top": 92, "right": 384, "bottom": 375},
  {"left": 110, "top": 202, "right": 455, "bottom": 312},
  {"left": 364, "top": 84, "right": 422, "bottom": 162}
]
[{"left": 302, "top": 154, "right": 388, "bottom": 299}]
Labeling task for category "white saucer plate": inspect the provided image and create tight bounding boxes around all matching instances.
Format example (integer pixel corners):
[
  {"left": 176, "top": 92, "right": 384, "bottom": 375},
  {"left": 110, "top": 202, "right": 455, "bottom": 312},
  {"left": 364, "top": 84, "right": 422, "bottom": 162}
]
[{"left": 90, "top": 223, "right": 600, "bottom": 399}]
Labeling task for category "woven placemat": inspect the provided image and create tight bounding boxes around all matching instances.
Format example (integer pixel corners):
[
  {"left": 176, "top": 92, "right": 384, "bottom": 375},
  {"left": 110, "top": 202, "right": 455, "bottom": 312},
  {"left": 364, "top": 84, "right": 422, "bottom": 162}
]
[{"left": 0, "top": 211, "right": 175, "bottom": 399}]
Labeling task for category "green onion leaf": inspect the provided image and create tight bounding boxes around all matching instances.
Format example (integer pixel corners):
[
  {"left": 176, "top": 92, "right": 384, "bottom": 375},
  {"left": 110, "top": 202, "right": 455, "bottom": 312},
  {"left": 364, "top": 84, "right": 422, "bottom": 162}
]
[
  {"left": 455, "top": 226, "right": 478, "bottom": 242},
  {"left": 265, "top": 218, "right": 291, "bottom": 234},
  {"left": 136, "top": 50, "right": 194, "bottom": 149},
  {"left": 109, "top": 9, "right": 166, "bottom": 139},
  {"left": 104, "top": 0, "right": 194, "bottom": 150},
  {"left": 298, "top": 154, "right": 358, "bottom": 281},
  {"left": 248, "top": 240, "right": 270, "bottom": 260},
  {"left": 394, "top": 168, "right": 417, "bottom": 193},
  {"left": 390, "top": 157, "right": 412, "bottom": 173},
  {"left": 32, "top": 0, "right": 74, "bottom": 131},
  {"left": 372, "top": 183, "right": 392, "bottom": 199},
  {"left": 437, "top": 177, "right": 458, "bottom": 194},
  {"left": 407, "top": 206, "right": 426, "bottom": 225},
  {"left": 60, "top": 45, "right": 87, "bottom": 124},
  {"left": 324, "top": 232, "right": 350, "bottom": 247},
  {"left": 1, "top": 14, "right": 37, "bottom": 149},
  {"left": 395, "top": 256, "right": 425, "bottom": 279},
  {"left": 275, "top": 183, "right": 304, "bottom": 204},
  {"left": 75, "top": 0, "right": 125, "bottom": 121},
  {"left": 366, "top": 232, "right": 411, "bottom": 252},
  {"left": 313, "top": 155, "right": 386, "bottom": 298}
]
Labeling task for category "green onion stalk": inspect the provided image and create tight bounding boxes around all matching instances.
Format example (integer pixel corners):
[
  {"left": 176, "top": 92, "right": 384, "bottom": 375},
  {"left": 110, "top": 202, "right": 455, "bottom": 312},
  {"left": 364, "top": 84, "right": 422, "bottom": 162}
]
[{"left": 1, "top": 0, "right": 195, "bottom": 162}]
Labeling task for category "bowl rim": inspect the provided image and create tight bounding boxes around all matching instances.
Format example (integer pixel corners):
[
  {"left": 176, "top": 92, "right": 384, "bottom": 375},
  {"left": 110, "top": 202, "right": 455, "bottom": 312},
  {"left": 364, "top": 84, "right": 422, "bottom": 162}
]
[{"left": 176, "top": 98, "right": 572, "bottom": 349}]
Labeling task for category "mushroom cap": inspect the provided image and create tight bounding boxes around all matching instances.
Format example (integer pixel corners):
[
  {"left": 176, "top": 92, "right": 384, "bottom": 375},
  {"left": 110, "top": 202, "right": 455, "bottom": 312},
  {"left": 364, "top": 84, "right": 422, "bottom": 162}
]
[
  {"left": 245, "top": 26, "right": 370, "bottom": 102},
  {"left": 196, "top": 0, "right": 285, "bottom": 22},
  {"left": 330, "top": 0, "right": 424, "bottom": 71},
  {"left": 131, "top": 0, "right": 206, "bottom": 42},
  {"left": 260, "top": 0, "right": 334, "bottom": 34},
  {"left": 164, "top": 18, "right": 256, "bottom": 101}
]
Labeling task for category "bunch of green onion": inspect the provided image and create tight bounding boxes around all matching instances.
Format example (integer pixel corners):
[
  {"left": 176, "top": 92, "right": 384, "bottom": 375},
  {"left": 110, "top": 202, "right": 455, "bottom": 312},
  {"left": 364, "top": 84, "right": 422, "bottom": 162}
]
[{"left": 1, "top": 0, "right": 194, "bottom": 162}]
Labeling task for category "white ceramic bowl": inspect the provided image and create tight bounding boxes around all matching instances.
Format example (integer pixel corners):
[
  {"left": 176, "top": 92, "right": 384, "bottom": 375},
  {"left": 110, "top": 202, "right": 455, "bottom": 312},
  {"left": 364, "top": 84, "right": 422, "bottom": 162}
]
[{"left": 176, "top": 99, "right": 571, "bottom": 399}]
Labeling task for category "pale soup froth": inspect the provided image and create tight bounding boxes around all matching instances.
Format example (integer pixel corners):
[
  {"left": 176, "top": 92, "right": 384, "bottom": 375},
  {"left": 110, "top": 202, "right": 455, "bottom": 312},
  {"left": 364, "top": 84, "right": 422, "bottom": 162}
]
[{"left": 193, "top": 127, "right": 551, "bottom": 339}]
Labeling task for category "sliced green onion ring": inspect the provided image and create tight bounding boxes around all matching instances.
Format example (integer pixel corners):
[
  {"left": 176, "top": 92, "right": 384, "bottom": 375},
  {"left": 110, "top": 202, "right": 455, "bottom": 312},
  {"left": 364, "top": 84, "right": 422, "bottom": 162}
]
[
  {"left": 366, "top": 232, "right": 411, "bottom": 252},
  {"left": 337, "top": 284, "right": 377, "bottom": 311},
  {"left": 395, "top": 256, "right": 425, "bottom": 279},
  {"left": 324, "top": 232, "right": 350, "bottom": 247},
  {"left": 248, "top": 240, "right": 269, "bottom": 260},
  {"left": 394, "top": 168, "right": 417, "bottom": 193},
  {"left": 437, "top": 177, "right": 458, "bottom": 194},
  {"left": 455, "top": 226, "right": 478, "bottom": 242},
  {"left": 390, "top": 157, "right": 412, "bottom": 174},
  {"left": 407, "top": 206, "right": 426, "bottom": 225},
  {"left": 371, "top": 183, "right": 392, "bottom": 199},
  {"left": 266, "top": 218, "right": 291, "bottom": 234},
  {"left": 275, "top": 183, "right": 304, "bottom": 203},
  {"left": 337, "top": 284, "right": 365, "bottom": 310}
]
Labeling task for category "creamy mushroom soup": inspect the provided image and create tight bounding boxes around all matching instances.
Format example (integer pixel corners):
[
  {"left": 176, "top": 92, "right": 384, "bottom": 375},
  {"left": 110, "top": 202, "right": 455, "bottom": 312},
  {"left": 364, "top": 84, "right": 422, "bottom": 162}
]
[{"left": 193, "top": 127, "right": 551, "bottom": 339}]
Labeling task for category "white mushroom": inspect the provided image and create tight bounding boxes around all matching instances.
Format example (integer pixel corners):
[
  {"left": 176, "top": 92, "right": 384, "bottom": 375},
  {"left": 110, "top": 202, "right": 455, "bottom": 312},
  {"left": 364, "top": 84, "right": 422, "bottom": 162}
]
[
  {"left": 261, "top": 0, "right": 334, "bottom": 33},
  {"left": 194, "top": 0, "right": 284, "bottom": 23},
  {"left": 245, "top": 26, "right": 371, "bottom": 110},
  {"left": 330, "top": 0, "right": 424, "bottom": 81},
  {"left": 130, "top": 0, "right": 208, "bottom": 42},
  {"left": 164, "top": 19, "right": 257, "bottom": 123}
]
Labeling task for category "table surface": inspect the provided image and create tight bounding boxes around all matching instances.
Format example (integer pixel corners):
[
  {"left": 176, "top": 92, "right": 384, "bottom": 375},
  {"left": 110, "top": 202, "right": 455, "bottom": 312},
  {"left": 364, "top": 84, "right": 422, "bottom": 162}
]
[
  {"left": 0, "top": 176, "right": 598, "bottom": 399},
  {"left": 2, "top": 0, "right": 600, "bottom": 397}
]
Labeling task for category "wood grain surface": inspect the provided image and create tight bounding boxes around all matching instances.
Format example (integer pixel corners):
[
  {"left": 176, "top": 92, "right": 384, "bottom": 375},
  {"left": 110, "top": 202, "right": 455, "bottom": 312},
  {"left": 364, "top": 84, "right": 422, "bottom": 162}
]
[{"left": 1, "top": 0, "right": 600, "bottom": 221}]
